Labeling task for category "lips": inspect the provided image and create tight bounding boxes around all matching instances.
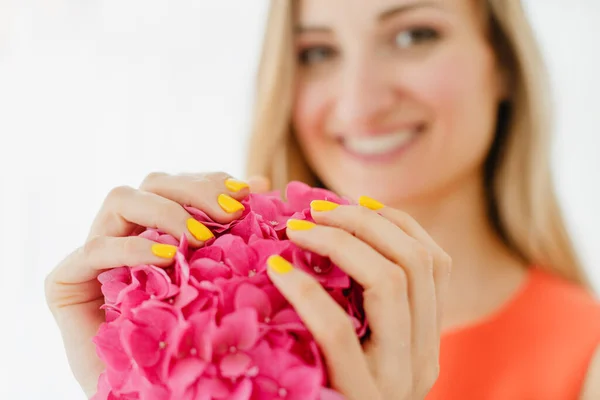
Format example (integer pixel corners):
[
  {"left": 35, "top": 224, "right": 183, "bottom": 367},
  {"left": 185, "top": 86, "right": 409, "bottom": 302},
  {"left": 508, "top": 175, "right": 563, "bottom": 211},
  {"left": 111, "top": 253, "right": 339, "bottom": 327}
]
[
  {"left": 342, "top": 130, "right": 417, "bottom": 156},
  {"left": 336, "top": 122, "right": 425, "bottom": 160}
]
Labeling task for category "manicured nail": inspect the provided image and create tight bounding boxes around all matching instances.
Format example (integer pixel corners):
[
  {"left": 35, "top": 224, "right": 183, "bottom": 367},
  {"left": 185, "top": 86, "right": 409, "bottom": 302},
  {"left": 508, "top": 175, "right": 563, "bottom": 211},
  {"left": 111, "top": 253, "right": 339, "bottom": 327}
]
[
  {"left": 286, "top": 219, "right": 316, "bottom": 231},
  {"left": 310, "top": 200, "right": 339, "bottom": 212},
  {"left": 218, "top": 194, "right": 245, "bottom": 213},
  {"left": 225, "top": 178, "right": 250, "bottom": 193},
  {"left": 186, "top": 218, "right": 214, "bottom": 242},
  {"left": 359, "top": 196, "right": 385, "bottom": 210},
  {"left": 152, "top": 243, "right": 177, "bottom": 259},
  {"left": 267, "top": 255, "right": 294, "bottom": 275}
]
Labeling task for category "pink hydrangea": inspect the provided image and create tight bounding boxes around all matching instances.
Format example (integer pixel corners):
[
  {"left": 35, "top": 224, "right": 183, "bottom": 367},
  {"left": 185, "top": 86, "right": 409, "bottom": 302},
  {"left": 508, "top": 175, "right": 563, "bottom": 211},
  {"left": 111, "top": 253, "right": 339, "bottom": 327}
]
[{"left": 92, "top": 181, "right": 364, "bottom": 400}]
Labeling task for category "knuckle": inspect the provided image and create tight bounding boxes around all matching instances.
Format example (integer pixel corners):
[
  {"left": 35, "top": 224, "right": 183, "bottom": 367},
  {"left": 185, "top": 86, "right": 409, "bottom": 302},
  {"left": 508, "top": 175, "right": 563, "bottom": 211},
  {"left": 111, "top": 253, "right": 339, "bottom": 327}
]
[
  {"left": 121, "top": 236, "right": 141, "bottom": 257},
  {"left": 354, "top": 209, "right": 374, "bottom": 231},
  {"left": 140, "top": 171, "right": 168, "bottom": 190},
  {"left": 318, "top": 314, "right": 354, "bottom": 348},
  {"left": 206, "top": 171, "right": 231, "bottom": 181},
  {"left": 412, "top": 242, "right": 433, "bottom": 265},
  {"left": 328, "top": 227, "right": 352, "bottom": 247},
  {"left": 385, "top": 267, "right": 408, "bottom": 291},
  {"left": 105, "top": 185, "right": 133, "bottom": 205},
  {"left": 81, "top": 235, "right": 106, "bottom": 260},
  {"left": 392, "top": 208, "right": 412, "bottom": 226},
  {"left": 43, "top": 271, "right": 57, "bottom": 302},
  {"left": 296, "top": 277, "right": 321, "bottom": 300},
  {"left": 438, "top": 252, "right": 453, "bottom": 273},
  {"left": 157, "top": 201, "right": 188, "bottom": 226}
]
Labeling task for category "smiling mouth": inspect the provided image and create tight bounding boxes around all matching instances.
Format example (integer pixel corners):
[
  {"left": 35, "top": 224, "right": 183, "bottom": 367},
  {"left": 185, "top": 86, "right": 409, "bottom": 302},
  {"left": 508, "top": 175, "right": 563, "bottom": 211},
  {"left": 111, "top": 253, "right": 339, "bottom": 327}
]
[{"left": 338, "top": 125, "right": 424, "bottom": 159}]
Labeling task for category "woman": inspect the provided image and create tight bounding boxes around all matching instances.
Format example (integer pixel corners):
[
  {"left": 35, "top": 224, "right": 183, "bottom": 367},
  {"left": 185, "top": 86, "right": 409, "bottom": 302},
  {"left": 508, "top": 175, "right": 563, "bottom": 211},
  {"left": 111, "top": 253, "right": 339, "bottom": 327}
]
[{"left": 45, "top": 0, "right": 600, "bottom": 398}]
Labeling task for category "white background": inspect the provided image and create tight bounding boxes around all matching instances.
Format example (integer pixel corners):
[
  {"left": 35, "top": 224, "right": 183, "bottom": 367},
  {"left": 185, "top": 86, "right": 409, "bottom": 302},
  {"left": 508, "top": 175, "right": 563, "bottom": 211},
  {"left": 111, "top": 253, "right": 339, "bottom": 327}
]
[{"left": 0, "top": 1, "right": 598, "bottom": 399}]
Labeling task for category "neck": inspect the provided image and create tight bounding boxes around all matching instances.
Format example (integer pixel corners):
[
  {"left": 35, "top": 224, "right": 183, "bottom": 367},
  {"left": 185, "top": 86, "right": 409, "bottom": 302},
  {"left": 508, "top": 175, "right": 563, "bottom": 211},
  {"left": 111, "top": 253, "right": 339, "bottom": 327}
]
[{"left": 394, "top": 171, "right": 527, "bottom": 330}]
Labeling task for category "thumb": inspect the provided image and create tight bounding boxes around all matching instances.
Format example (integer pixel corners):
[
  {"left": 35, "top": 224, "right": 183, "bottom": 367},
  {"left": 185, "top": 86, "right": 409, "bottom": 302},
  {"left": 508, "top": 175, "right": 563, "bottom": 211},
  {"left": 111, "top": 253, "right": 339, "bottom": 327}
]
[{"left": 247, "top": 175, "right": 271, "bottom": 194}]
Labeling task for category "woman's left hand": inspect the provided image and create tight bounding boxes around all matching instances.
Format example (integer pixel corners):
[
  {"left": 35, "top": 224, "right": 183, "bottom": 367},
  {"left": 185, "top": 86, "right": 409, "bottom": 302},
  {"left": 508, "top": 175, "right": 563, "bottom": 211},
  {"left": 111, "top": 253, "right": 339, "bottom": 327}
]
[{"left": 266, "top": 197, "right": 452, "bottom": 400}]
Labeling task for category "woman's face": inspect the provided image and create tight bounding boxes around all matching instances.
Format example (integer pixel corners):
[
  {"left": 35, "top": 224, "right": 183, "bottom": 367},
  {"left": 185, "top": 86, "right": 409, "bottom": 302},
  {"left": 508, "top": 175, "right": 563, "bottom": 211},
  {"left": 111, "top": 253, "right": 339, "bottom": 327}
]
[{"left": 292, "top": 0, "right": 507, "bottom": 205}]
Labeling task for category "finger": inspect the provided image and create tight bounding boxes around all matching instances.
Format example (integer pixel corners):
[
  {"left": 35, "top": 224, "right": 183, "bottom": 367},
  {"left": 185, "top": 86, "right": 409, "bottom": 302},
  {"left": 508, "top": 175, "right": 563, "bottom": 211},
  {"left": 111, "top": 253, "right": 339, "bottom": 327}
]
[
  {"left": 48, "top": 236, "right": 176, "bottom": 292},
  {"left": 285, "top": 219, "right": 412, "bottom": 382},
  {"left": 247, "top": 175, "right": 271, "bottom": 193},
  {"left": 44, "top": 236, "right": 177, "bottom": 396},
  {"left": 266, "top": 255, "right": 378, "bottom": 400},
  {"left": 311, "top": 200, "right": 440, "bottom": 389},
  {"left": 87, "top": 186, "right": 215, "bottom": 247},
  {"left": 375, "top": 204, "right": 452, "bottom": 338},
  {"left": 140, "top": 172, "right": 248, "bottom": 223}
]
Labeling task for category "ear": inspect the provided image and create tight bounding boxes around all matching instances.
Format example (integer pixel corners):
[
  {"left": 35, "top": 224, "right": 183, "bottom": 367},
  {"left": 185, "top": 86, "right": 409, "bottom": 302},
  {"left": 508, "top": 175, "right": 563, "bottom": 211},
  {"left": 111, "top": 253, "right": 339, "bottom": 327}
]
[{"left": 247, "top": 175, "right": 272, "bottom": 194}]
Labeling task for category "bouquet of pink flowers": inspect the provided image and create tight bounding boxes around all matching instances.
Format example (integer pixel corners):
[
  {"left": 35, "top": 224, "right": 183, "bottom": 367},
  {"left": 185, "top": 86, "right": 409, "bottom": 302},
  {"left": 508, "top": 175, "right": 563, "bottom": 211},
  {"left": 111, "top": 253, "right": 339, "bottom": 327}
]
[{"left": 92, "top": 182, "right": 367, "bottom": 400}]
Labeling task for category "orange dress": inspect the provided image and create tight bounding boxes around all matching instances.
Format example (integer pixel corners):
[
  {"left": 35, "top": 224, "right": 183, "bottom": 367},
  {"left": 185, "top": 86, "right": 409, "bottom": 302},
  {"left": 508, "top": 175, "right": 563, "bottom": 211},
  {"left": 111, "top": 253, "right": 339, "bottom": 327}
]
[{"left": 427, "top": 267, "right": 600, "bottom": 400}]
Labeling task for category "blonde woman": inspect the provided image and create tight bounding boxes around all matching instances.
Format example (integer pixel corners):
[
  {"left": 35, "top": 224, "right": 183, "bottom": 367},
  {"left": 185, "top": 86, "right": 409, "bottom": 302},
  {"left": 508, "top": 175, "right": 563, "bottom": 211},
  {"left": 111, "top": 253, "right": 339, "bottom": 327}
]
[{"left": 45, "top": 0, "right": 600, "bottom": 399}]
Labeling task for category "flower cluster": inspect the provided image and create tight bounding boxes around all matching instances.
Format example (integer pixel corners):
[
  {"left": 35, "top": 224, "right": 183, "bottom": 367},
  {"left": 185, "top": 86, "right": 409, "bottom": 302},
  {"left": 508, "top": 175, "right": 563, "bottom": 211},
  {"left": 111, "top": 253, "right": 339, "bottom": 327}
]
[{"left": 92, "top": 182, "right": 367, "bottom": 400}]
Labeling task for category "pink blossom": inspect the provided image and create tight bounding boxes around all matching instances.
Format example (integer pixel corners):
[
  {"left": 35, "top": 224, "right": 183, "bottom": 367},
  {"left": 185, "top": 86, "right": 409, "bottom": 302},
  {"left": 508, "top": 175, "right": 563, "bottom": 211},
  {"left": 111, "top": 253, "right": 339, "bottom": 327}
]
[
  {"left": 285, "top": 181, "right": 351, "bottom": 212},
  {"left": 291, "top": 247, "right": 350, "bottom": 289},
  {"left": 93, "top": 181, "right": 359, "bottom": 400},
  {"left": 249, "top": 341, "right": 322, "bottom": 400},
  {"left": 212, "top": 308, "right": 260, "bottom": 378}
]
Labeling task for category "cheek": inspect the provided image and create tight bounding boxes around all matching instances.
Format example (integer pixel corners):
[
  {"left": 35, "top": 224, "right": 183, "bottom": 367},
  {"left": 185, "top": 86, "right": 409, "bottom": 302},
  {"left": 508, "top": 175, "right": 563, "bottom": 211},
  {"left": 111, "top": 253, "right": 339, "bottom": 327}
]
[
  {"left": 403, "top": 44, "right": 500, "bottom": 162},
  {"left": 292, "top": 79, "right": 331, "bottom": 146}
]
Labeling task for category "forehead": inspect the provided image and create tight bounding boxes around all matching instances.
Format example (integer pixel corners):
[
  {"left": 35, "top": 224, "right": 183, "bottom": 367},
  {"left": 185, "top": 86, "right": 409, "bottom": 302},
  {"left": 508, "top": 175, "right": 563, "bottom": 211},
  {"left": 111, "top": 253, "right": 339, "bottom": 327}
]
[{"left": 295, "top": 0, "right": 477, "bottom": 24}]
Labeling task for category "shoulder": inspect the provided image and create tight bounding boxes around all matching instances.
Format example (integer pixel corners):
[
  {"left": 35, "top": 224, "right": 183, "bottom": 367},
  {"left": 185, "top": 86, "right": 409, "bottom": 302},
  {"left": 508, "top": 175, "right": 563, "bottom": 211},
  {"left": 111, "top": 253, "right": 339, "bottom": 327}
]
[
  {"left": 515, "top": 268, "right": 600, "bottom": 400},
  {"left": 525, "top": 268, "right": 600, "bottom": 399},
  {"left": 525, "top": 267, "right": 600, "bottom": 323}
]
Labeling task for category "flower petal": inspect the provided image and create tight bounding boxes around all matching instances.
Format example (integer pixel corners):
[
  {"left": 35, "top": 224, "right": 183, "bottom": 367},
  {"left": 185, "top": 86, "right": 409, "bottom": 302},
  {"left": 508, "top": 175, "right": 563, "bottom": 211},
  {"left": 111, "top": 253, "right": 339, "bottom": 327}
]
[
  {"left": 234, "top": 283, "right": 272, "bottom": 321},
  {"left": 220, "top": 352, "right": 252, "bottom": 378}
]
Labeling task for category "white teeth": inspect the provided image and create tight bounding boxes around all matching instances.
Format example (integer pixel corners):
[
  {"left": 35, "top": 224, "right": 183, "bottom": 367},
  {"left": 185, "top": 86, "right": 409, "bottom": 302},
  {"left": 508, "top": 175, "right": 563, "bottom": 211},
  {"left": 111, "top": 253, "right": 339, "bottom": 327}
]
[{"left": 343, "top": 131, "right": 415, "bottom": 155}]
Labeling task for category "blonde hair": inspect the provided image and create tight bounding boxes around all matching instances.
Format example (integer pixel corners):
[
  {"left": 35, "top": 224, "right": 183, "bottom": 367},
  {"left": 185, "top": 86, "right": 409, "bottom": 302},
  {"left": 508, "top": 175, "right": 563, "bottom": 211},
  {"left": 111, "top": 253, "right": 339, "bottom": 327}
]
[{"left": 245, "top": 0, "right": 591, "bottom": 288}]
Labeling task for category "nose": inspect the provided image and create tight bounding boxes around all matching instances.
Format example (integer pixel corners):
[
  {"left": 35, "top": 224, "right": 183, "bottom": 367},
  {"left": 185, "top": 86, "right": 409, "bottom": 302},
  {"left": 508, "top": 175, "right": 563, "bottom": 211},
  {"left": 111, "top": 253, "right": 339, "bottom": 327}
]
[{"left": 334, "top": 53, "right": 397, "bottom": 131}]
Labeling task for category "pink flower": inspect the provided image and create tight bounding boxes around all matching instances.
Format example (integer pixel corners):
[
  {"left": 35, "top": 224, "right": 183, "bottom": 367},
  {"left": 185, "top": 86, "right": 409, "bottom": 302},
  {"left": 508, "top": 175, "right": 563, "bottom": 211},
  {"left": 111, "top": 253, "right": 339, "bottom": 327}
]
[
  {"left": 249, "top": 341, "right": 322, "bottom": 400},
  {"left": 120, "top": 302, "right": 182, "bottom": 384},
  {"left": 212, "top": 308, "right": 260, "bottom": 378},
  {"left": 241, "top": 192, "right": 294, "bottom": 233},
  {"left": 92, "top": 372, "right": 140, "bottom": 400},
  {"left": 285, "top": 181, "right": 351, "bottom": 212},
  {"left": 229, "top": 211, "right": 278, "bottom": 241},
  {"left": 291, "top": 247, "right": 350, "bottom": 289},
  {"left": 166, "top": 311, "right": 216, "bottom": 396},
  {"left": 94, "top": 181, "right": 362, "bottom": 400}
]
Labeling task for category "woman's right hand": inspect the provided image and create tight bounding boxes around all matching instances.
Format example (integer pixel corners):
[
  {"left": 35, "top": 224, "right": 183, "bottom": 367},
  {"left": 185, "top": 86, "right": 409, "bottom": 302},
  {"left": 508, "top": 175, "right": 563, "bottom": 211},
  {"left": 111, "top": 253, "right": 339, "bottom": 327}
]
[{"left": 44, "top": 172, "right": 268, "bottom": 398}]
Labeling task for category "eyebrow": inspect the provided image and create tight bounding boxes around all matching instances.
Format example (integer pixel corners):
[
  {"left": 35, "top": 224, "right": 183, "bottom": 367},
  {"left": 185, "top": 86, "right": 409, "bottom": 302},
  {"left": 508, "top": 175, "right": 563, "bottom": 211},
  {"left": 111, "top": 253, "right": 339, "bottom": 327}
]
[
  {"left": 378, "top": 1, "right": 446, "bottom": 22},
  {"left": 295, "top": 1, "right": 444, "bottom": 34}
]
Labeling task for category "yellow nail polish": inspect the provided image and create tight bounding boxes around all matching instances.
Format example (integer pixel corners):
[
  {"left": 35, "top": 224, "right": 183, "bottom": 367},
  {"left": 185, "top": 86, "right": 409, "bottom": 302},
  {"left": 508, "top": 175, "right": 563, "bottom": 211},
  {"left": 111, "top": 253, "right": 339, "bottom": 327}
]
[
  {"left": 218, "top": 194, "right": 245, "bottom": 213},
  {"left": 152, "top": 243, "right": 177, "bottom": 259},
  {"left": 286, "top": 219, "right": 316, "bottom": 231},
  {"left": 359, "top": 196, "right": 385, "bottom": 210},
  {"left": 267, "top": 255, "right": 294, "bottom": 274},
  {"left": 186, "top": 218, "right": 214, "bottom": 242},
  {"left": 225, "top": 178, "right": 250, "bottom": 192},
  {"left": 310, "top": 200, "right": 339, "bottom": 212}
]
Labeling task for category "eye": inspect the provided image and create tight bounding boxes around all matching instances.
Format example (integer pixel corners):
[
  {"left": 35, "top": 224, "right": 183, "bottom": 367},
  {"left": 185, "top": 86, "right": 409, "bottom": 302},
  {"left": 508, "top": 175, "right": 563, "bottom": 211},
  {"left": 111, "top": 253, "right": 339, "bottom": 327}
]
[
  {"left": 298, "top": 46, "right": 336, "bottom": 66},
  {"left": 394, "top": 28, "right": 440, "bottom": 49}
]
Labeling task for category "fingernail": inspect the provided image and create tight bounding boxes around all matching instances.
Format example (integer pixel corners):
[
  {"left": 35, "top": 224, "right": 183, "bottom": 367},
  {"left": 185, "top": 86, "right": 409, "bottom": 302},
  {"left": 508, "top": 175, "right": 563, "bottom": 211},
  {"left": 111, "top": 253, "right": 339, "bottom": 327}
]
[
  {"left": 218, "top": 194, "right": 245, "bottom": 213},
  {"left": 152, "top": 243, "right": 177, "bottom": 259},
  {"left": 286, "top": 219, "right": 316, "bottom": 231},
  {"left": 225, "top": 178, "right": 250, "bottom": 192},
  {"left": 359, "top": 196, "right": 385, "bottom": 210},
  {"left": 310, "top": 200, "right": 339, "bottom": 212},
  {"left": 186, "top": 218, "right": 214, "bottom": 242},
  {"left": 267, "top": 255, "right": 294, "bottom": 275}
]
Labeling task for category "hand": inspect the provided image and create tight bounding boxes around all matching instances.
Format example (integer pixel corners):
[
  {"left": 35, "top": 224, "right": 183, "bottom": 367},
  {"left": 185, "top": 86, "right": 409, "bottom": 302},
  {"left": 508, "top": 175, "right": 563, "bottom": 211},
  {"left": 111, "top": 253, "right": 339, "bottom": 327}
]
[
  {"left": 44, "top": 171, "right": 268, "bottom": 397},
  {"left": 266, "top": 198, "right": 452, "bottom": 400}
]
